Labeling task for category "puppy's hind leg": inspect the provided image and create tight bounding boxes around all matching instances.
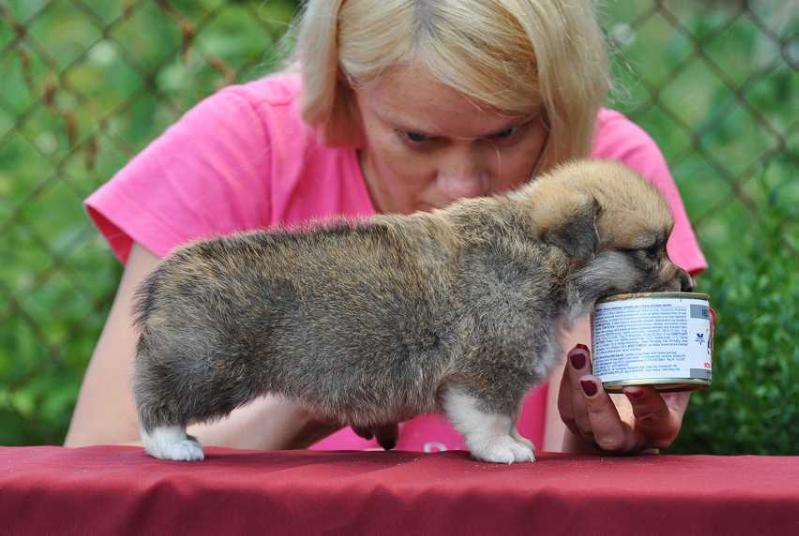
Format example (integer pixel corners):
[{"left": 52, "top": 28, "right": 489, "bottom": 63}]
[
  {"left": 140, "top": 425, "right": 204, "bottom": 462},
  {"left": 137, "top": 390, "right": 204, "bottom": 461},
  {"left": 134, "top": 356, "right": 205, "bottom": 462},
  {"left": 133, "top": 328, "right": 265, "bottom": 461},
  {"left": 442, "top": 385, "right": 535, "bottom": 464}
]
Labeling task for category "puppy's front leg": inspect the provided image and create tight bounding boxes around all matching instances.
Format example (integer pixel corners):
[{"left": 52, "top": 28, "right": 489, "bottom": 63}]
[{"left": 443, "top": 386, "right": 535, "bottom": 464}]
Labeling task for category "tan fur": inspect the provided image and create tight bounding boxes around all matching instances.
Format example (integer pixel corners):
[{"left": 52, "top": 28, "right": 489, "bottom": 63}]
[{"left": 518, "top": 159, "right": 674, "bottom": 251}]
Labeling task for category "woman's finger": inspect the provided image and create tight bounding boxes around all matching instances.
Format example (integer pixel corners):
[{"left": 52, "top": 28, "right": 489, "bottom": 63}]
[
  {"left": 557, "top": 350, "right": 579, "bottom": 435},
  {"left": 579, "top": 375, "right": 640, "bottom": 453},
  {"left": 623, "top": 386, "right": 681, "bottom": 448},
  {"left": 566, "top": 344, "right": 594, "bottom": 439}
]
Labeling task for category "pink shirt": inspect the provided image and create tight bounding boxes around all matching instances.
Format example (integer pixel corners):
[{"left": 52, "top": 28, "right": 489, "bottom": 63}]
[{"left": 86, "top": 73, "right": 707, "bottom": 453}]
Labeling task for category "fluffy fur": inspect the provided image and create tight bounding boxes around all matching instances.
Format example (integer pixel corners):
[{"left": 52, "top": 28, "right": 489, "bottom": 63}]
[{"left": 132, "top": 159, "right": 693, "bottom": 463}]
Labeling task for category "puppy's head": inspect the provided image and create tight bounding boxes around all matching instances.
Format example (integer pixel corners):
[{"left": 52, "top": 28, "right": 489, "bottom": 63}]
[{"left": 518, "top": 159, "right": 694, "bottom": 298}]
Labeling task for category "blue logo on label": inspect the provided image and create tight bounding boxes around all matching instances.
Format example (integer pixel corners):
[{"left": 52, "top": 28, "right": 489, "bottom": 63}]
[{"left": 695, "top": 333, "right": 705, "bottom": 345}]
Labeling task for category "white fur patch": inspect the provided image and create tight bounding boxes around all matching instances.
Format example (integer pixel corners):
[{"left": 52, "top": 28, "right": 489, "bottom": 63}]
[
  {"left": 141, "top": 425, "right": 204, "bottom": 461},
  {"left": 442, "top": 387, "right": 535, "bottom": 464}
]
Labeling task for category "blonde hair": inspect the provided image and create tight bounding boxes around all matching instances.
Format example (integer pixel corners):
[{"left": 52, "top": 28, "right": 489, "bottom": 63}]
[{"left": 296, "top": 0, "right": 610, "bottom": 171}]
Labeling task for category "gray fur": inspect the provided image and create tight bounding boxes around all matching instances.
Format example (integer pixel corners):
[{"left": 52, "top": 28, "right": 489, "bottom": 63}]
[{"left": 132, "top": 159, "right": 692, "bottom": 448}]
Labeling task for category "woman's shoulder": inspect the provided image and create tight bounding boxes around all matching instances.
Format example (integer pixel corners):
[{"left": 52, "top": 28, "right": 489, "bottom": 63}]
[
  {"left": 592, "top": 108, "right": 661, "bottom": 160},
  {"left": 139, "top": 71, "right": 309, "bottom": 156},
  {"left": 226, "top": 71, "right": 303, "bottom": 108},
  {"left": 204, "top": 71, "right": 308, "bottom": 135},
  {"left": 211, "top": 72, "right": 373, "bottom": 224},
  {"left": 591, "top": 107, "right": 670, "bottom": 183},
  {"left": 219, "top": 71, "right": 336, "bottom": 162}
]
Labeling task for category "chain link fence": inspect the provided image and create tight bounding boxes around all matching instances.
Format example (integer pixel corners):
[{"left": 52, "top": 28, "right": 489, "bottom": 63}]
[{"left": 1, "top": 0, "right": 797, "bottom": 450}]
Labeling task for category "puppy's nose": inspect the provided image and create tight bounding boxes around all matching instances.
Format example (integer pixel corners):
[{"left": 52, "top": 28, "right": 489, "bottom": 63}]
[{"left": 678, "top": 268, "right": 695, "bottom": 292}]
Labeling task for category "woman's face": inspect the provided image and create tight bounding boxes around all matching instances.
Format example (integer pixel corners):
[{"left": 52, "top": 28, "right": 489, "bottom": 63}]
[{"left": 353, "top": 62, "right": 549, "bottom": 214}]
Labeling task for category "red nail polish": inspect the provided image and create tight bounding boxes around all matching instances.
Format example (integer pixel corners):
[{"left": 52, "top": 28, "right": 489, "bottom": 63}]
[
  {"left": 569, "top": 352, "right": 586, "bottom": 369},
  {"left": 576, "top": 343, "right": 589, "bottom": 352},
  {"left": 581, "top": 380, "right": 597, "bottom": 397}
]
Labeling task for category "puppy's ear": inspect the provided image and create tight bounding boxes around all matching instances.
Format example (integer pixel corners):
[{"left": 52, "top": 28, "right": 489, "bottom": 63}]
[{"left": 535, "top": 192, "right": 601, "bottom": 259}]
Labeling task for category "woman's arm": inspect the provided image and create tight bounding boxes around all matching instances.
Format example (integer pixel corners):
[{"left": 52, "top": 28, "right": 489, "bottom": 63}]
[{"left": 64, "top": 242, "right": 339, "bottom": 449}]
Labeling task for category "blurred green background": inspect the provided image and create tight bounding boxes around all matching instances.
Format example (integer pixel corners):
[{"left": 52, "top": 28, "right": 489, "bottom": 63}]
[{"left": 1, "top": 0, "right": 797, "bottom": 454}]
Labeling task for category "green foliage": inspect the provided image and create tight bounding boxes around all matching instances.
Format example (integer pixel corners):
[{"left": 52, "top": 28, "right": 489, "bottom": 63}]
[
  {"left": 599, "top": 1, "right": 798, "bottom": 454},
  {"left": 0, "top": 0, "right": 299, "bottom": 445},
  {"left": 671, "top": 176, "right": 799, "bottom": 454}
]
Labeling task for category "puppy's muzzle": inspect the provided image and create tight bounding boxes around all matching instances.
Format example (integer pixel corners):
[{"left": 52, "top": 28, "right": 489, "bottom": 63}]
[
  {"left": 658, "top": 262, "right": 695, "bottom": 292},
  {"left": 678, "top": 268, "right": 695, "bottom": 292}
]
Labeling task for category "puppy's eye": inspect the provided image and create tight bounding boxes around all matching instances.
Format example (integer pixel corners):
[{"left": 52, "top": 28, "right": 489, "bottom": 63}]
[
  {"left": 644, "top": 243, "right": 662, "bottom": 260},
  {"left": 619, "top": 244, "right": 661, "bottom": 270}
]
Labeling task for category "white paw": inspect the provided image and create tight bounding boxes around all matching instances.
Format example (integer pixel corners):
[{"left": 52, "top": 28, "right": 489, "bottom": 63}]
[
  {"left": 159, "top": 438, "right": 205, "bottom": 461},
  {"left": 471, "top": 434, "right": 536, "bottom": 464},
  {"left": 142, "top": 425, "right": 205, "bottom": 461},
  {"left": 511, "top": 429, "right": 536, "bottom": 452}
]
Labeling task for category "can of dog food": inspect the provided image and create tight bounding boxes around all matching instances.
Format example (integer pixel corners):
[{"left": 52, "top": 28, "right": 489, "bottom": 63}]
[{"left": 591, "top": 292, "right": 712, "bottom": 392}]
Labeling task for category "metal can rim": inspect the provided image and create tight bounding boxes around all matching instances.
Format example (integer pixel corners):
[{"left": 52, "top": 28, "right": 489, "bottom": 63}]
[
  {"left": 602, "top": 378, "right": 711, "bottom": 392},
  {"left": 603, "top": 378, "right": 711, "bottom": 387},
  {"left": 597, "top": 291, "right": 709, "bottom": 304}
]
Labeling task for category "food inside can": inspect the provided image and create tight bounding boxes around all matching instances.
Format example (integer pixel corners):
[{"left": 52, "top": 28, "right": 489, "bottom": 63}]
[{"left": 591, "top": 292, "right": 713, "bottom": 392}]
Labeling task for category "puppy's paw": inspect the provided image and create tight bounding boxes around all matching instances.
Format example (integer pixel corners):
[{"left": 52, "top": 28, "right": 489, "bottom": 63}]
[
  {"left": 442, "top": 386, "right": 535, "bottom": 464},
  {"left": 142, "top": 425, "right": 205, "bottom": 462},
  {"left": 471, "top": 434, "right": 536, "bottom": 464},
  {"left": 511, "top": 428, "right": 536, "bottom": 452},
  {"left": 162, "top": 438, "right": 205, "bottom": 462}
]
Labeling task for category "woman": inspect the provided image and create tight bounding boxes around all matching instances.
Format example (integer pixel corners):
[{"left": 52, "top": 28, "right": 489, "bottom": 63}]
[{"left": 65, "top": 0, "right": 707, "bottom": 455}]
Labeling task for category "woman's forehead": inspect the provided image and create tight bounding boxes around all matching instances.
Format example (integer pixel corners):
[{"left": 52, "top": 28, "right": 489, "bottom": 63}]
[{"left": 356, "top": 62, "right": 532, "bottom": 138}]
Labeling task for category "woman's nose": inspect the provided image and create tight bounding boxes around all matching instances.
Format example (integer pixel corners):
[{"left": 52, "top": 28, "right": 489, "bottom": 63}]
[{"left": 436, "top": 151, "right": 489, "bottom": 200}]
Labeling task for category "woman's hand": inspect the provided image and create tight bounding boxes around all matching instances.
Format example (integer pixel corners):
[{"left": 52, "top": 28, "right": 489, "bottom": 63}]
[{"left": 557, "top": 344, "right": 691, "bottom": 453}]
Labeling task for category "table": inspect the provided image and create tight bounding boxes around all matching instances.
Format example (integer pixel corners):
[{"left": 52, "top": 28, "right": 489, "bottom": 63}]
[{"left": 1, "top": 446, "right": 796, "bottom": 535}]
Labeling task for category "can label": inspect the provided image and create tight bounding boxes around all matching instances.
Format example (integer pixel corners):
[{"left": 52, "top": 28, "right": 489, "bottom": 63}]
[{"left": 592, "top": 294, "right": 712, "bottom": 386}]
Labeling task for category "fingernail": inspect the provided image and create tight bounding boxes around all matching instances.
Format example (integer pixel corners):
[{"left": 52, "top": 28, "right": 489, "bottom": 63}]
[
  {"left": 569, "top": 351, "right": 586, "bottom": 370},
  {"left": 581, "top": 380, "right": 598, "bottom": 397},
  {"left": 576, "top": 344, "right": 589, "bottom": 352},
  {"left": 625, "top": 388, "right": 645, "bottom": 400}
]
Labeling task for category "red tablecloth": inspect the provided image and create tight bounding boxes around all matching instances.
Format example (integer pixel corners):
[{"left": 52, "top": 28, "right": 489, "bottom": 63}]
[{"left": 0, "top": 446, "right": 796, "bottom": 535}]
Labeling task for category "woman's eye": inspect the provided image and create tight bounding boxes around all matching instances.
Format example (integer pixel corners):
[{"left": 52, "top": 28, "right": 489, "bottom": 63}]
[
  {"left": 491, "top": 127, "right": 516, "bottom": 139},
  {"left": 487, "top": 125, "right": 525, "bottom": 144},
  {"left": 403, "top": 131, "right": 429, "bottom": 143}
]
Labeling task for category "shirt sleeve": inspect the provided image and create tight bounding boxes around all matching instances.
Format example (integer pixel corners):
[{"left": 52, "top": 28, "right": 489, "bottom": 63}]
[
  {"left": 85, "top": 86, "right": 272, "bottom": 263},
  {"left": 592, "top": 110, "right": 708, "bottom": 275}
]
